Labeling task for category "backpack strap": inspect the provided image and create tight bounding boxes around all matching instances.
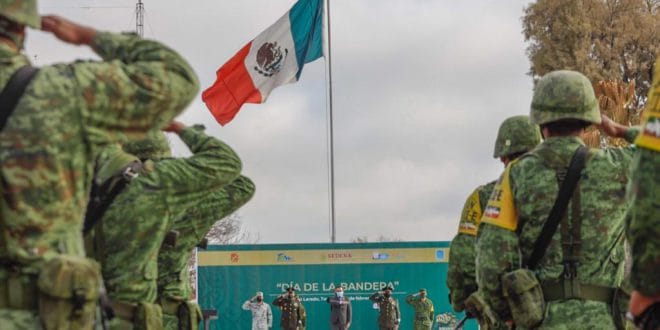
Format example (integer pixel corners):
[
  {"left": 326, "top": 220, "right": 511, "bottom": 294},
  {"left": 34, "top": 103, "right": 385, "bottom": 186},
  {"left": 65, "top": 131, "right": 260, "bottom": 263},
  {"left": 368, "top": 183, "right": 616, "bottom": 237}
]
[
  {"left": 0, "top": 65, "right": 39, "bottom": 130},
  {"left": 526, "top": 145, "right": 588, "bottom": 269}
]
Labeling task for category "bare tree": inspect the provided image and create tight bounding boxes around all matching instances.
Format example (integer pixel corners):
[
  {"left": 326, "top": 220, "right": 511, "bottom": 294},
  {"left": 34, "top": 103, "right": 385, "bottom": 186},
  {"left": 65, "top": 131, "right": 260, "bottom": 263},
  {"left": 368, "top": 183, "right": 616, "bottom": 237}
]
[
  {"left": 205, "top": 213, "right": 260, "bottom": 245},
  {"left": 188, "top": 213, "right": 259, "bottom": 298}
]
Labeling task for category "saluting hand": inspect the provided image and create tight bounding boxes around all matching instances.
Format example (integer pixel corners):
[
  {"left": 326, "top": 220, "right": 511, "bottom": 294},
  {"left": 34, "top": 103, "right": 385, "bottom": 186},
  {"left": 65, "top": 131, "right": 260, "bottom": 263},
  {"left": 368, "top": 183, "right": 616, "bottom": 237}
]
[
  {"left": 163, "top": 121, "right": 185, "bottom": 134},
  {"left": 597, "top": 114, "right": 627, "bottom": 138},
  {"left": 41, "top": 15, "right": 96, "bottom": 46}
]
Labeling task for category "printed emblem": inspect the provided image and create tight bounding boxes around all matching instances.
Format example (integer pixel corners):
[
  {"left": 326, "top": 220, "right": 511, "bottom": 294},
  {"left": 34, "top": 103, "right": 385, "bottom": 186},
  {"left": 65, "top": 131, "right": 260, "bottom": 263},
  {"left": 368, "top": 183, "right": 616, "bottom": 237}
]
[
  {"left": 484, "top": 205, "right": 501, "bottom": 218},
  {"left": 643, "top": 116, "right": 660, "bottom": 138},
  {"left": 436, "top": 312, "right": 459, "bottom": 329},
  {"left": 276, "top": 253, "right": 294, "bottom": 262},
  {"left": 254, "top": 42, "right": 288, "bottom": 77},
  {"left": 230, "top": 253, "right": 239, "bottom": 263}
]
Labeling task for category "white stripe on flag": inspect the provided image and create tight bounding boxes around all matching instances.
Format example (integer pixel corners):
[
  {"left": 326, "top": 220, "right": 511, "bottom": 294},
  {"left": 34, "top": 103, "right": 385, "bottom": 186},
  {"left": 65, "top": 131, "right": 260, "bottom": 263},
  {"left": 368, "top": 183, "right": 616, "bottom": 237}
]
[{"left": 245, "top": 13, "right": 299, "bottom": 102}]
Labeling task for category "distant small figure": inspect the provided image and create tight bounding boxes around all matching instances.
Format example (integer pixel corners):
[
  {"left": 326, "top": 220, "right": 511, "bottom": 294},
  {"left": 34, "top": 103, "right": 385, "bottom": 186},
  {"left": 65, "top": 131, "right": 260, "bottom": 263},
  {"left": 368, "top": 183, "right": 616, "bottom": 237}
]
[
  {"left": 369, "top": 286, "right": 401, "bottom": 330},
  {"left": 242, "top": 291, "right": 273, "bottom": 330},
  {"left": 405, "top": 288, "right": 435, "bottom": 330},
  {"left": 326, "top": 286, "right": 352, "bottom": 330},
  {"left": 273, "top": 287, "right": 306, "bottom": 330}
]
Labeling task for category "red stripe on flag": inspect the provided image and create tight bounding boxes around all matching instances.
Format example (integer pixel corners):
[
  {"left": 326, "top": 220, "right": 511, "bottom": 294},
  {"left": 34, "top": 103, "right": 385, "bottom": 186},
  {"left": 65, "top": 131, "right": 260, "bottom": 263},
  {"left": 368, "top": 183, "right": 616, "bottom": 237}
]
[{"left": 202, "top": 42, "right": 262, "bottom": 125}]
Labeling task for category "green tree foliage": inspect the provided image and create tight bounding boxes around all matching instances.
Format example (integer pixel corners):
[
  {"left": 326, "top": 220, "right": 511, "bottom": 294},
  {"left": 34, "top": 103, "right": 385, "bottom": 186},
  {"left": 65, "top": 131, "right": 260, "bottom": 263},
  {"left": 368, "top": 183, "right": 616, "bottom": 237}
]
[{"left": 522, "top": 0, "right": 659, "bottom": 111}]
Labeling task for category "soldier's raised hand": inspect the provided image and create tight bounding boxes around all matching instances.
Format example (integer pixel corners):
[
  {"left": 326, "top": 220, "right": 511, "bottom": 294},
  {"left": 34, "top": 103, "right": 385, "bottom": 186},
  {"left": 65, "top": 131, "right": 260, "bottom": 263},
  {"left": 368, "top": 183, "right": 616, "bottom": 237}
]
[
  {"left": 41, "top": 15, "right": 96, "bottom": 46},
  {"left": 596, "top": 114, "right": 627, "bottom": 138},
  {"left": 163, "top": 121, "right": 185, "bottom": 134}
]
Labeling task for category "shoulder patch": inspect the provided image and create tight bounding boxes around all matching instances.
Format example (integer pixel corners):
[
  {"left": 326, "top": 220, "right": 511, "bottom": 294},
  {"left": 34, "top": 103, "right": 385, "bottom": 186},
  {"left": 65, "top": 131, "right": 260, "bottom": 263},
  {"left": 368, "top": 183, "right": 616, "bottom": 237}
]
[
  {"left": 481, "top": 162, "right": 518, "bottom": 231},
  {"left": 636, "top": 61, "right": 660, "bottom": 150},
  {"left": 458, "top": 188, "right": 482, "bottom": 236}
]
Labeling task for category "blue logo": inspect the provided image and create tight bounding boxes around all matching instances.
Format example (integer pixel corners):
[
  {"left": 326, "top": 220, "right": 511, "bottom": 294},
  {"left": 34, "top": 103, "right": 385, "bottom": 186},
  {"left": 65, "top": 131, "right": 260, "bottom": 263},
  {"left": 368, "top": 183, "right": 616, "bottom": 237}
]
[
  {"left": 372, "top": 252, "right": 390, "bottom": 260},
  {"left": 435, "top": 249, "right": 445, "bottom": 260},
  {"left": 276, "top": 253, "right": 294, "bottom": 262}
]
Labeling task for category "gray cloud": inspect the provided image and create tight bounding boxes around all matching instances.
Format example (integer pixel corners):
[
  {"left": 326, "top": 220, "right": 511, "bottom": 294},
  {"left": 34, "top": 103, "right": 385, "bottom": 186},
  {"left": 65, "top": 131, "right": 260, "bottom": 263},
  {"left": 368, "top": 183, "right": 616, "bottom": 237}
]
[{"left": 30, "top": 0, "right": 535, "bottom": 243}]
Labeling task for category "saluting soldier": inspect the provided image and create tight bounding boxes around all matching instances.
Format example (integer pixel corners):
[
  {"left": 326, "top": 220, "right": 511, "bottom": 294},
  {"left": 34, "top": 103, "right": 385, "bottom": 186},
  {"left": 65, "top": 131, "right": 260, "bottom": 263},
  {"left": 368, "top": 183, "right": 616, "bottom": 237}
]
[
  {"left": 242, "top": 291, "right": 273, "bottom": 330},
  {"left": 273, "top": 287, "right": 307, "bottom": 330},
  {"left": 476, "top": 70, "right": 641, "bottom": 329},
  {"left": 0, "top": 1, "right": 198, "bottom": 328},
  {"left": 370, "top": 286, "right": 401, "bottom": 330},
  {"left": 405, "top": 289, "right": 434, "bottom": 330},
  {"left": 446, "top": 115, "right": 541, "bottom": 316},
  {"left": 626, "top": 58, "right": 660, "bottom": 330}
]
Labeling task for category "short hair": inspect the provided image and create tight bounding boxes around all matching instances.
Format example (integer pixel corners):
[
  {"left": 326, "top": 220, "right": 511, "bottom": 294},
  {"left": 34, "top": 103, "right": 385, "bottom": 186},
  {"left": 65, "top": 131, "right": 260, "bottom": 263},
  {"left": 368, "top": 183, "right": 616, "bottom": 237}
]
[{"left": 540, "top": 119, "right": 590, "bottom": 136}]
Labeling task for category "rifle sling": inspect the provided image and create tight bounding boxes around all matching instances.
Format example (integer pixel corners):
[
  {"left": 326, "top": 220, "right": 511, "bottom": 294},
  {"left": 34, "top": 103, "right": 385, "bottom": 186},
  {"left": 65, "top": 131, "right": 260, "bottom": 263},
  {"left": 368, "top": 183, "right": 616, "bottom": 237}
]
[
  {"left": 526, "top": 146, "right": 588, "bottom": 269},
  {"left": 0, "top": 65, "right": 39, "bottom": 131},
  {"left": 83, "top": 162, "right": 142, "bottom": 234}
]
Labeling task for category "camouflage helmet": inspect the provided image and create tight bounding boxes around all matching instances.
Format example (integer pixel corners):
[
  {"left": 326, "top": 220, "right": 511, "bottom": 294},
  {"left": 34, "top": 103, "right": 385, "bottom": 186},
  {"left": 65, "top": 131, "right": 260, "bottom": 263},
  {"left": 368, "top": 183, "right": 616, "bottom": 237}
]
[
  {"left": 530, "top": 70, "right": 601, "bottom": 125},
  {"left": 122, "top": 131, "right": 171, "bottom": 160},
  {"left": 493, "top": 115, "right": 542, "bottom": 158},
  {"left": 0, "top": 0, "right": 40, "bottom": 28}
]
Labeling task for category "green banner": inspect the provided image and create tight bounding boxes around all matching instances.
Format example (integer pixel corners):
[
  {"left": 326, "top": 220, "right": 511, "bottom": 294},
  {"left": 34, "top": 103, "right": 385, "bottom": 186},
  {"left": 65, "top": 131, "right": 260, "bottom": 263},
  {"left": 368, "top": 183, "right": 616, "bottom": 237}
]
[{"left": 197, "top": 241, "right": 477, "bottom": 330}]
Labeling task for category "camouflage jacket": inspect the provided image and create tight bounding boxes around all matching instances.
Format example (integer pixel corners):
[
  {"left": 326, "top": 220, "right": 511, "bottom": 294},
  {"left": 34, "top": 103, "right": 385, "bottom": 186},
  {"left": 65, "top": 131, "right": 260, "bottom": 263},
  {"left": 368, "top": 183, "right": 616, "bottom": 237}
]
[
  {"left": 627, "top": 58, "right": 660, "bottom": 296},
  {"left": 0, "top": 32, "right": 198, "bottom": 270},
  {"left": 405, "top": 294, "right": 434, "bottom": 326},
  {"left": 476, "top": 132, "right": 639, "bottom": 326},
  {"left": 157, "top": 175, "right": 255, "bottom": 302},
  {"left": 447, "top": 181, "right": 495, "bottom": 311},
  {"left": 89, "top": 127, "right": 242, "bottom": 304}
]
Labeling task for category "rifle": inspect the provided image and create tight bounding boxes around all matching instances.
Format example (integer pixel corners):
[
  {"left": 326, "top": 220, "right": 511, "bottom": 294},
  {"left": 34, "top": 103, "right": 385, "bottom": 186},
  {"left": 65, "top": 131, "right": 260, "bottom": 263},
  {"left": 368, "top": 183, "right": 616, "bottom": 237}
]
[{"left": 453, "top": 312, "right": 472, "bottom": 330}]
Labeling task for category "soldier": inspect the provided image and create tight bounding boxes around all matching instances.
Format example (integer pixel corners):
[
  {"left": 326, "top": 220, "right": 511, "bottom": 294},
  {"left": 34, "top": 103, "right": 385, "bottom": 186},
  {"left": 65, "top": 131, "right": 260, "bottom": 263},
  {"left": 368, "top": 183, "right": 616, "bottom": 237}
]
[
  {"left": 475, "top": 70, "right": 640, "bottom": 329},
  {"left": 405, "top": 288, "right": 434, "bottom": 330},
  {"left": 158, "top": 172, "right": 255, "bottom": 330},
  {"left": 242, "top": 292, "right": 273, "bottom": 330},
  {"left": 86, "top": 121, "right": 243, "bottom": 329},
  {"left": 326, "top": 286, "right": 352, "bottom": 330},
  {"left": 273, "top": 287, "right": 307, "bottom": 330},
  {"left": 447, "top": 115, "right": 541, "bottom": 315},
  {"left": 370, "top": 286, "right": 401, "bottom": 330},
  {"left": 626, "top": 58, "right": 660, "bottom": 330},
  {"left": 0, "top": 1, "right": 198, "bottom": 328}
]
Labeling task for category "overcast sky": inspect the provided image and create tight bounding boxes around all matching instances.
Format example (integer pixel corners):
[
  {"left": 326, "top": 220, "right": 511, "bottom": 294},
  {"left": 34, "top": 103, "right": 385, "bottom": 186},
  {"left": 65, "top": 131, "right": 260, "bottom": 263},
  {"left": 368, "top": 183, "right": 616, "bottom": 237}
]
[{"left": 30, "top": 0, "right": 535, "bottom": 243}]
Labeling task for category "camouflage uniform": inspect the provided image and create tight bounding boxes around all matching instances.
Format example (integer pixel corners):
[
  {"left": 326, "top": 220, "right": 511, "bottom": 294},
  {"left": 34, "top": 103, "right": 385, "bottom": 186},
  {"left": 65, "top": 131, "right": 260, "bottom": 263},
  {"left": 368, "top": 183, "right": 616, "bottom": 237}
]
[
  {"left": 0, "top": 1, "right": 198, "bottom": 328},
  {"left": 87, "top": 127, "right": 242, "bottom": 329},
  {"left": 158, "top": 175, "right": 256, "bottom": 330},
  {"left": 627, "top": 58, "right": 660, "bottom": 298},
  {"left": 476, "top": 71, "right": 638, "bottom": 329},
  {"left": 625, "top": 59, "right": 660, "bottom": 329},
  {"left": 447, "top": 182, "right": 494, "bottom": 310},
  {"left": 447, "top": 115, "right": 540, "bottom": 313},
  {"left": 273, "top": 293, "right": 306, "bottom": 330},
  {"left": 405, "top": 291, "right": 434, "bottom": 330},
  {"left": 369, "top": 291, "right": 401, "bottom": 330},
  {"left": 242, "top": 297, "right": 273, "bottom": 330}
]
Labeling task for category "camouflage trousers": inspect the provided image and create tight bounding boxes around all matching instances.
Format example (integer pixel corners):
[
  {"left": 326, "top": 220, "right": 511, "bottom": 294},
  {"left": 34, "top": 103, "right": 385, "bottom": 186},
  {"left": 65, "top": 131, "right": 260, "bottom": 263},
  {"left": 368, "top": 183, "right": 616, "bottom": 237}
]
[{"left": 533, "top": 300, "right": 616, "bottom": 330}]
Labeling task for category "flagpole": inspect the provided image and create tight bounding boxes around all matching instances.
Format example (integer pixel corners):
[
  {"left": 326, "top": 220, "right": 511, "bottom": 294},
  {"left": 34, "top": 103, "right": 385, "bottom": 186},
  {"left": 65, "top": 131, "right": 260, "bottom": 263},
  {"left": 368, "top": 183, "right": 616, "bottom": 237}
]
[{"left": 324, "top": 0, "right": 336, "bottom": 243}]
